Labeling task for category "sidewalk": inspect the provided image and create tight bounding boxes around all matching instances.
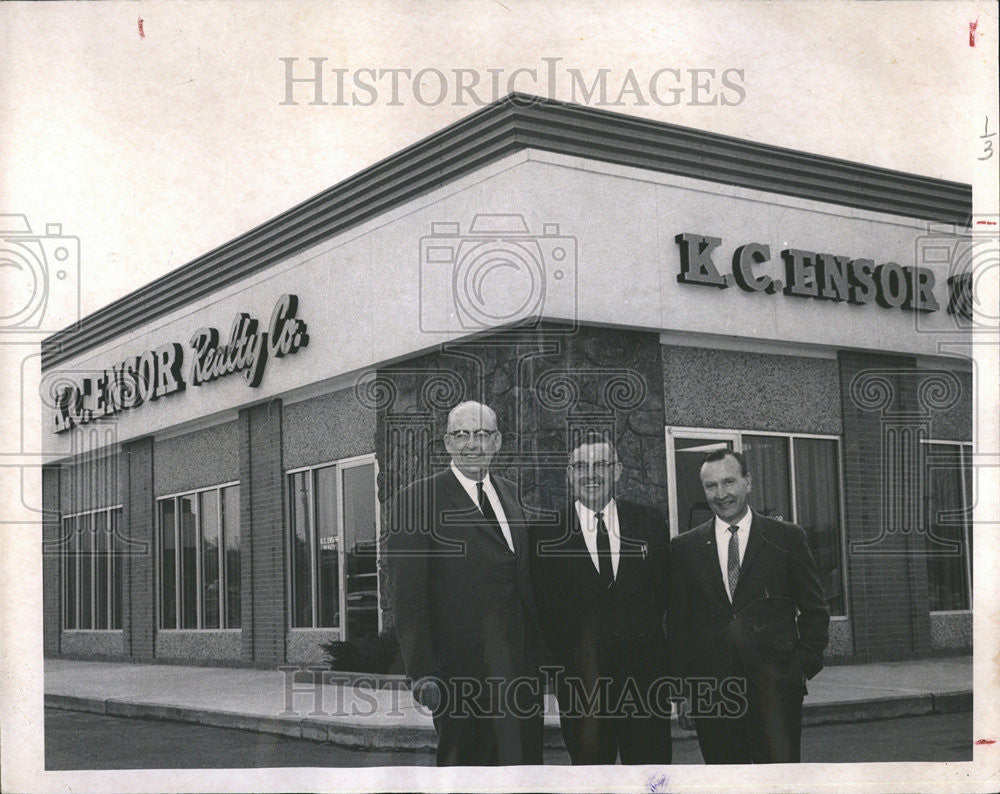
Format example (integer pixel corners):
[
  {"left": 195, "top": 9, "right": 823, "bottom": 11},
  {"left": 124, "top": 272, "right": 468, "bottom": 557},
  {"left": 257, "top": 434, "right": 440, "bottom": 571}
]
[{"left": 44, "top": 656, "right": 972, "bottom": 752}]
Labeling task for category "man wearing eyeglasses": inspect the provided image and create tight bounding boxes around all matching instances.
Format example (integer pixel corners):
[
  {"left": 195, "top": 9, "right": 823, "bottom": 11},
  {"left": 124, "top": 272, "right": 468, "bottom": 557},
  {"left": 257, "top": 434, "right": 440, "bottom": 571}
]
[
  {"left": 387, "top": 400, "right": 544, "bottom": 766},
  {"left": 531, "top": 434, "right": 672, "bottom": 764}
]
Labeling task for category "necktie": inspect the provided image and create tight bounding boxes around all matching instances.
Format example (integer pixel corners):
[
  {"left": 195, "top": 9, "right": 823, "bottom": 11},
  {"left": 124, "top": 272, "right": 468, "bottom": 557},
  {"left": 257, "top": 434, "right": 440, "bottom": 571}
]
[
  {"left": 476, "top": 481, "right": 506, "bottom": 547},
  {"left": 595, "top": 511, "right": 614, "bottom": 587},
  {"left": 727, "top": 525, "right": 740, "bottom": 600}
]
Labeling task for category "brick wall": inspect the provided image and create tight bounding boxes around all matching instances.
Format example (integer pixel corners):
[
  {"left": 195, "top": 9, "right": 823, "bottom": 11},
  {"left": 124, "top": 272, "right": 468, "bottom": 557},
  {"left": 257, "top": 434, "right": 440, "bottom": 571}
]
[
  {"left": 121, "top": 437, "right": 155, "bottom": 659},
  {"left": 837, "top": 352, "right": 969, "bottom": 661},
  {"left": 239, "top": 400, "right": 287, "bottom": 666},
  {"left": 42, "top": 464, "right": 61, "bottom": 655}
]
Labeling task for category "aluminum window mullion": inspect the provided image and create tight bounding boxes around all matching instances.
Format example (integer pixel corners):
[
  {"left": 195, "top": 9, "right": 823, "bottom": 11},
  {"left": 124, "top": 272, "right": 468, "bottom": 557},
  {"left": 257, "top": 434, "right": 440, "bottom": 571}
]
[
  {"left": 286, "top": 477, "right": 295, "bottom": 628},
  {"left": 194, "top": 495, "right": 202, "bottom": 630},
  {"left": 961, "top": 444, "right": 973, "bottom": 607},
  {"left": 156, "top": 481, "right": 240, "bottom": 502},
  {"left": 89, "top": 513, "right": 97, "bottom": 630},
  {"left": 155, "top": 503, "right": 161, "bottom": 629},
  {"left": 788, "top": 438, "right": 798, "bottom": 524},
  {"left": 373, "top": 458, "right": 383, "bottom": 635},
  {"left": 106, "top": 508, "right": 113, "bottom": 630},
  {"left": 338, "top": 465, "right": 348, "bottom": 639},
  {"left": 310, "top": 472, "right": 319, "bottom": 629},
  {"left": 61, "top": 519, "right": 68, "bottom": 630},
  {"left": 75, "top": 520, "right": 81, "bottom": 630},
  {"left": 174, "top": 497, "right": 181, "bottom": 630},
  {"left": 218, "top": 488, "right": 227, "bottom": 629}
]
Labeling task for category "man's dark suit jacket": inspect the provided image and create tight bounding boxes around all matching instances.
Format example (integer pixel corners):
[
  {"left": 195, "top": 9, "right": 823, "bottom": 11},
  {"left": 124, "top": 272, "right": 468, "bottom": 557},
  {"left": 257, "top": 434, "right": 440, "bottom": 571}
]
[
  {"left": 667, "top": 511, "right": 830, "bottom": 763},
  {"left": 386, "top": 467, "right": 544, "bottom": 766},
  {"left": 532, "top": 500, "right": 671, "bottom": 764}
]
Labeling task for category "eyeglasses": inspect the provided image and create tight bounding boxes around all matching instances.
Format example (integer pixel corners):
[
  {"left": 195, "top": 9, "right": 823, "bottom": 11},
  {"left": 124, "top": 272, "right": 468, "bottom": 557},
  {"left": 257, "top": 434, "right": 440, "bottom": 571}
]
[
  {"left": 568, "top": 461, "right": 616, "bottom": 474},
  {"left": 446, "top": 429, "right": 499, "bottom": 443}
]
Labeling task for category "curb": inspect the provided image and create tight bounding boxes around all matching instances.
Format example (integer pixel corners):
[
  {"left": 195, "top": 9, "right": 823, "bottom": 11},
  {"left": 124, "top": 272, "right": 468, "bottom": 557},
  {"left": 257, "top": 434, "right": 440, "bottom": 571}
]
[{"left": 45, "top": 690, "right": 972, "bottom": 751}]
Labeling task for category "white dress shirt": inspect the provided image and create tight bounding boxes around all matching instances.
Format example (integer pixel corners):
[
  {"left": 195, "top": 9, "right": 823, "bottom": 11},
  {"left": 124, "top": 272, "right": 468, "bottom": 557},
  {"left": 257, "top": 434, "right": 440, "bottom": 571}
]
[
  {"left": 450, "top": 462, "right": 514, "bottom": 552},
  {"left": 575, "top": 498, "right": 621, "bottom": 578},
  {"left": 714, "top": 509, "right": 752, "bottom": 601}
]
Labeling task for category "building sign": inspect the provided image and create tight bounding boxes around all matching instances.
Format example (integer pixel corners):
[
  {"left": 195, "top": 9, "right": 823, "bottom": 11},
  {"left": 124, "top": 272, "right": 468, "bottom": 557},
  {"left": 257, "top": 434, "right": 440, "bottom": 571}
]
[
  {"left": 674, "top": 232, "right": 963, "bottom": 314},
  {"left": 53, "top": 294, "right": 308, "bottom": 433}
]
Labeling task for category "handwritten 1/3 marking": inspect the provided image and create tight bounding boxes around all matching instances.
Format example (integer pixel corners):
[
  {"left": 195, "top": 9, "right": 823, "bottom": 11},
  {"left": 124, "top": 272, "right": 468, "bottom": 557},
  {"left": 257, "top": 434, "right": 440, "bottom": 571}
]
[
  {"left": 969, "top": 18, "right": 978, "bottom": 47},
  {"left": 138, "top": 17, "right": 145, "bottom": 39},
  {"left": 646, "top": 772, "right": 669, "bottom": 792},
  {"left": 980, "top": 116, "right": 996, "bottom": 161},
  {"left": 975, "top": 738, "right": 996, "bottom": 745}
]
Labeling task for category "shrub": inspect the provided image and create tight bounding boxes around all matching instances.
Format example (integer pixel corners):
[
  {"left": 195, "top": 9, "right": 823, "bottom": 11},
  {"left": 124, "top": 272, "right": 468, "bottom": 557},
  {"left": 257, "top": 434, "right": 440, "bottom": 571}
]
[{"left": 320, "top": 631, "right": 404, "bottom": 674}]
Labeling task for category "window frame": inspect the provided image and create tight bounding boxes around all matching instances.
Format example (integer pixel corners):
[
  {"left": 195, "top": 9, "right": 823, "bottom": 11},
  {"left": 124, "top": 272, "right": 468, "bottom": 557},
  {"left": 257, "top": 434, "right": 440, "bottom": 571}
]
[
  {"left": 666, "top": 426, "right": 849, "bottom": 619},
  {"left": 61, "top": 505, "right": 123, "bottom": 632},
  {"left": 920, "top": 438, "right": 973, "bottom": 615},
  {"left": 286, "top": 453, "right": 381, "bottom": 638},
  {"left": 156, "top": 481, "right": 241, "bottom": 631}
]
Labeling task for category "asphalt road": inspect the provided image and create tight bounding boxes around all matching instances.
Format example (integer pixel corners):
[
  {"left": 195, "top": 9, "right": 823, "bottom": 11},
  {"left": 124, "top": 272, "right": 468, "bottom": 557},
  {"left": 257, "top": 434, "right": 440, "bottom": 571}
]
[{"left": 45, "top": 708, "right": 972, "bottom": 769}]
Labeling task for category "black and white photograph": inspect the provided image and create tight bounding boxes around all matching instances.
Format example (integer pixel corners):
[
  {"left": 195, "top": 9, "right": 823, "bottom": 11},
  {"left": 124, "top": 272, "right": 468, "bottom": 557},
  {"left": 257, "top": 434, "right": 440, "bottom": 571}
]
[{"left": 1, "top": 2, "right": 997, "bottom": 792}]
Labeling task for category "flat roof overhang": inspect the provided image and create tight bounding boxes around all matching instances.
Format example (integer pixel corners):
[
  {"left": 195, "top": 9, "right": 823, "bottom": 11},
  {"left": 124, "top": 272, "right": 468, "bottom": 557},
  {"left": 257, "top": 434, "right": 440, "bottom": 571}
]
[{"left": 41, "top": 93, "right": 972, "bottom": 371}]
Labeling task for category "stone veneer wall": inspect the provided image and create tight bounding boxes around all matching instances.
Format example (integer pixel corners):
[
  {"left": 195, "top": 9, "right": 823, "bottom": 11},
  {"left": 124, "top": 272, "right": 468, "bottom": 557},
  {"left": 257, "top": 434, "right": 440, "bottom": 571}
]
[{"left": 371, "top": 324, "right": 668, "bottom": 628}]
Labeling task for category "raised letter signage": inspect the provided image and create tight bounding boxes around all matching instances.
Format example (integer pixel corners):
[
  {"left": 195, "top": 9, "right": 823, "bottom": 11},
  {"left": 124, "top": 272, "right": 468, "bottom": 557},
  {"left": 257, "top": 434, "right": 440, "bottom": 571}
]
[{"left": 53, "top": 294, "right": 309, "bottom": 433}]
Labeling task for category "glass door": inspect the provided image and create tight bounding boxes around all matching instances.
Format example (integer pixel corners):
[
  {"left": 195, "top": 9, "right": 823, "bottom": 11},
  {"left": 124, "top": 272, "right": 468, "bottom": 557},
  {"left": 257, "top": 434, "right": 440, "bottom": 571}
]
[
  {"left": 340, "top": 459, "right": 379, "bottom": 640},
  {"left": 666, "top": 429, "right": 737, "bottom": 537}
]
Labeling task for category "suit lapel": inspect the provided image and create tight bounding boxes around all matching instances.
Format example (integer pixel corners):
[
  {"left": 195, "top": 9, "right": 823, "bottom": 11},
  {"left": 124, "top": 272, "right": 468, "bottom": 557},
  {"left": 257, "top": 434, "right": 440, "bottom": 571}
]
[
  {"left": 492, "top": 475, "right": 521, "bottom": 556},
  {"left": 693, "top": 521, "right": 732, "bottom": 607},
  {"left": 738, "top": 512, "right": 767, "bottom": 582},
  {"left": 728, "top": 512, "right": 768, "bottom": 609},
  {"left": 615, "top": 501, "right": 649, "bottom": 583},
  {"left": 440, "top": 469, "right": 511, "bottom": 552}
]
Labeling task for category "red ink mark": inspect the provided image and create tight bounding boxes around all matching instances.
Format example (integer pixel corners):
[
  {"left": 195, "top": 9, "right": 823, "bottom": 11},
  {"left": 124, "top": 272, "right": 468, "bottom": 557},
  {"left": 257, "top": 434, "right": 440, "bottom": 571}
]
[
  {"left": 969, "top": 18, "right": 977, "bottom": 47},
  {"left": 138, "top": 17, "right": 145, "bottom": 39},
  {"left": 975, "top": 738, "right": 996, "bottom": 745},
  {"left": 976, "top": 220, "right": 997, "bottom": 225}
]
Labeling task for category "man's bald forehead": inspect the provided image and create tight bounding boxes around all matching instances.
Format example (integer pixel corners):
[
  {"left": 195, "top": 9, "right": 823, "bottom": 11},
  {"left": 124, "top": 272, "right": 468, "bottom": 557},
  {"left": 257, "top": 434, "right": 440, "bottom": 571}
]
[{"left": 447, "top": 401, "right": 498, "bottom": 430}]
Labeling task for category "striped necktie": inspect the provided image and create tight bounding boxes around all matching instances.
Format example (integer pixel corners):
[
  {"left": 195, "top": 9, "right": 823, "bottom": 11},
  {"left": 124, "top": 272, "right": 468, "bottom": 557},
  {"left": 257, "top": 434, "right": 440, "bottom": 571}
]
[{"left": 727, "top": 525, "right": 740, "bottom": 599}]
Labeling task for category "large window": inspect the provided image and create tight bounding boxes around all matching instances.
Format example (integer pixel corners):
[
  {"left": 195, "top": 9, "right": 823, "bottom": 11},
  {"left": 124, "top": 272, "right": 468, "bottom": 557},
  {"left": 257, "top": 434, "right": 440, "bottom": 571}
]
[
  {"left": 287, "top": 456, "right": 379, "bottom": 639},
  {"left": 61, "top": 506, "right": 123, "bottom": 630},
  {"left": 157, "top": 484, "right": 240, "bottom": 629},
  {"left": 923, "top": 441, "right": 973, "bottom": 612},
  {"left": 667, "top": 428, "right": 847, "bottom": 617}
]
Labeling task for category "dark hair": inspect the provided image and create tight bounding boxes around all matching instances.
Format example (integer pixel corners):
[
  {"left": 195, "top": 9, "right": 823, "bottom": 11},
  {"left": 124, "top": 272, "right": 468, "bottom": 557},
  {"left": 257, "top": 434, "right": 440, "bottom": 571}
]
[
  {"left": 701, "top": 448, "right": 748, "bottom": 476},
  {"left": 569, "top": 430, "right": 618, "bottom": 462}
]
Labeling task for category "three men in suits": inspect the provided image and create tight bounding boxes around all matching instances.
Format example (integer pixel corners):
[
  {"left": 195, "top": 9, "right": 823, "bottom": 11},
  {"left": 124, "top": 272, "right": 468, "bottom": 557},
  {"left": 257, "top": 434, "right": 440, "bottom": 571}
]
[
  {"left": 532, "top": 436, "right": 672, "bottom": 764},
  {"left": 386, "top": 400, "right": 544, "bottom": 766},
  {"left": 668, "top": 449, "right": 829, "bottom": 764}
]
